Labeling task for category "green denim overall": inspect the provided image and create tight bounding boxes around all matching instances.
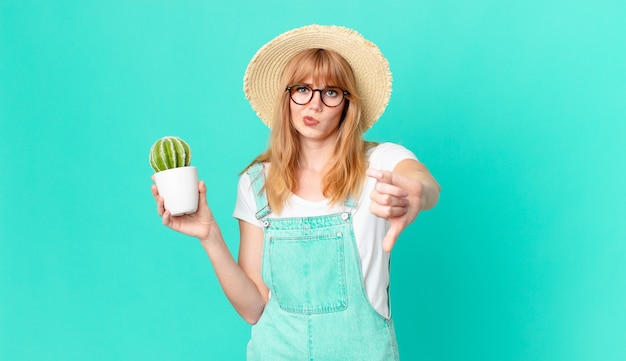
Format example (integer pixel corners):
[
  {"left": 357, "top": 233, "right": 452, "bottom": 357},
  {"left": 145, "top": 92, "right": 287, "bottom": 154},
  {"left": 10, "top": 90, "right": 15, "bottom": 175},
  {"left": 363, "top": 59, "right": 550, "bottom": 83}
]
[{"left": 245, "top": 164, "right": 399, "bottom": 361}]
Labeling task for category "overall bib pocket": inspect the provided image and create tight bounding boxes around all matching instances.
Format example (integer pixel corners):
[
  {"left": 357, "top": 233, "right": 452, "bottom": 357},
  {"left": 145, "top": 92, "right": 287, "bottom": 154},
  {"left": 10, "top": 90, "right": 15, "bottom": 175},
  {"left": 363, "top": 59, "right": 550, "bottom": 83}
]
[{"left": 267, "top": 231, "right": 347, "bottom": 314}]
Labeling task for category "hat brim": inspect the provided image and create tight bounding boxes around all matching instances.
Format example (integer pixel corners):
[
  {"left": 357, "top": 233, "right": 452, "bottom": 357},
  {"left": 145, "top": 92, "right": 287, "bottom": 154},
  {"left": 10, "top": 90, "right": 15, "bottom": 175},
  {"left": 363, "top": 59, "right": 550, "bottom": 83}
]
[{"left": 243, "top": 24, "right": 392, "bottom": 129}]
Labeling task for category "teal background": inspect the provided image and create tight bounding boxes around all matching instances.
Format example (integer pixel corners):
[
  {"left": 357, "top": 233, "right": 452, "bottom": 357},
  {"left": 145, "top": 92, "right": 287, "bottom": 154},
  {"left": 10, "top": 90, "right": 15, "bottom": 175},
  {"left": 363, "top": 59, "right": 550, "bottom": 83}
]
[{"left": 1, "top": 0, "right": 624, "bottom": 360}]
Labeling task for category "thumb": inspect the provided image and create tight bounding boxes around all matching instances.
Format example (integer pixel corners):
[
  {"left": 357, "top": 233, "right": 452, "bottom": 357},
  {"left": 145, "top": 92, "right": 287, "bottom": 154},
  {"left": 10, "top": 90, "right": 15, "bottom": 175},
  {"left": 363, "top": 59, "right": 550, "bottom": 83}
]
[
  {"left": 198, "top": 180, "right": 211, "bottom": 209},
  {"left": 199, "top": 180, "right": 207, "bottom": 198},
  {"left": 382, "top": 222, "right": 404, "bottom": 253}
]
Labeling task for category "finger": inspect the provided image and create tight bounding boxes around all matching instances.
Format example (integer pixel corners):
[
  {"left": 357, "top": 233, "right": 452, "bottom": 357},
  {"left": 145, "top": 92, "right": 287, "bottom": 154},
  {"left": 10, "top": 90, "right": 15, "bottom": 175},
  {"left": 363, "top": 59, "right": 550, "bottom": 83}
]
[
  {"left": 369, "top": 202, "right": 408, "bottom": 219},
  {"left": 368, "top": 169, "right": 408, "bottom": 197},
  {"left": 366, "top": 168, "right": 384, "bottom": 180},
  {"left": 374, "top": 181, "right": 408, "bottom": 198},
  {"left": 367, "top": 168, "right": 395, "bottom": 186},
  {"left": 156, "top": 195, "right": 165, "bottom": 216},
  {"left": 162, "top": 209, "right": 171, "bottom": 225},
  {"left": 152, "top": 184, "right": 165, "bottom": 216},
  {"left": 370, "top": 191, "right": 410, "bottom": 207},
  {"left": 386, "top": 206, "right": 408, "bottom": 218}
]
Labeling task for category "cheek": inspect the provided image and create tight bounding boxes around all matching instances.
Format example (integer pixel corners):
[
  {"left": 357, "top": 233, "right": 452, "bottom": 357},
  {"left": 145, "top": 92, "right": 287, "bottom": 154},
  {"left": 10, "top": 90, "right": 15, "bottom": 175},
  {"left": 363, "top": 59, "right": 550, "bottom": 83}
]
[{"left": 330, "top": 107, "right": 344, "bottom": 123}]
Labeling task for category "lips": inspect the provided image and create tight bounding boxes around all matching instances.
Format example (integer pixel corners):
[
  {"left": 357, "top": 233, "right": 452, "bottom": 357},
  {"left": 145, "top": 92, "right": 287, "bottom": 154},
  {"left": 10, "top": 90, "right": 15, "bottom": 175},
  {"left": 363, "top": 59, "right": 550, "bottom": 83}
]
[{"left": 303, "top": 116, "right": 319, "bottom": 126}]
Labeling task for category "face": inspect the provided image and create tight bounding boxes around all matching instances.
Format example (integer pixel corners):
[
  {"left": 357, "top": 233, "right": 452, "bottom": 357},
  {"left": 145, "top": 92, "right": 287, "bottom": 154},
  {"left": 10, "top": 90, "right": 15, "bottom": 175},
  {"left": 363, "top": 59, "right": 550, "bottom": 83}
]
[{"left": 289, "top": 77, "right": 346, "bottom": 143}]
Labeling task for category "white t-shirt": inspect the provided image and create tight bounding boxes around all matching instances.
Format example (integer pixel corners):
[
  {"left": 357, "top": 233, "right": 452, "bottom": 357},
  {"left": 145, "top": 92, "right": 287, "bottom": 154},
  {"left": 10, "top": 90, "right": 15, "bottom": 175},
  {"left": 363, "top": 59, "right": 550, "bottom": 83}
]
[{"left": 232, "top": 142, "right": 418, "bottom": 318}]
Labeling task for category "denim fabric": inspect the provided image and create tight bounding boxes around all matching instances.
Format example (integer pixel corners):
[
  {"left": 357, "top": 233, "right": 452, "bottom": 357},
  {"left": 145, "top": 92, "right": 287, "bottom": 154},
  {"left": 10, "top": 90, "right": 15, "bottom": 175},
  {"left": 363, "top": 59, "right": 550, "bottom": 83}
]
[{"left": 245, "top": 164, "right": 399, "bottom": 361}]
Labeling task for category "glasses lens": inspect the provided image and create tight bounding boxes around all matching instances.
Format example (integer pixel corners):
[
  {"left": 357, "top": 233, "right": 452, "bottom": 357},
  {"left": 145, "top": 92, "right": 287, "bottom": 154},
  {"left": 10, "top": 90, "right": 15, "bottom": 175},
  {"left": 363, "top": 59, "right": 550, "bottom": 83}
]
[
  {"left": 290, "top": 85, "right": 313, "bottom": 105},
  {"left": 321, "top": 87, "right": 343, "bottom": 107}
]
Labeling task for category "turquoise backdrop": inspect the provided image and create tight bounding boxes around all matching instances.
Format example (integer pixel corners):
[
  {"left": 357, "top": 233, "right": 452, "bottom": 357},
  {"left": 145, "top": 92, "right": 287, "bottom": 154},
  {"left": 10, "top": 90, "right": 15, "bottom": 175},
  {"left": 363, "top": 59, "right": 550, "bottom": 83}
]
[{"left": 1, "top": 1, "right": 625, "bottom": 360}]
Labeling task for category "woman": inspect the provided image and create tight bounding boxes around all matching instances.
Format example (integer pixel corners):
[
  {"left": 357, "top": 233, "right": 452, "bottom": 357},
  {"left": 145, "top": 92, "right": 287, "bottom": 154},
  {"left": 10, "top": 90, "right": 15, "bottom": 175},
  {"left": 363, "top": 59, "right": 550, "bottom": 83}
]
[{"left": 153, "top": 25, "right": 440, "bottom": 360}]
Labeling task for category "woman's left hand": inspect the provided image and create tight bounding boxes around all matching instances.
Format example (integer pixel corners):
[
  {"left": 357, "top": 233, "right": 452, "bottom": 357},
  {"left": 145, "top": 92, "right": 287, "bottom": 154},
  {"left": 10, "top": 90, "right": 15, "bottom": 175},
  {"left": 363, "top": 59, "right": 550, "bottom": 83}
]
[{"left": 366, "top": 168, "right": 424, "bottom": 252}]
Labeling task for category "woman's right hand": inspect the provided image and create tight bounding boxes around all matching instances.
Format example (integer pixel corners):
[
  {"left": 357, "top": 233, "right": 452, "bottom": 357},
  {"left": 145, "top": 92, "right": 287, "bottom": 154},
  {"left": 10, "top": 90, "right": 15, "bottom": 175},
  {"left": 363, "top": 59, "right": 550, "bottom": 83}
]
[
  {"left": 151, "top": 180, "right": 216, "bottom": 241},
  {"left": 153, "top": 179, "right": 268, "bottom": 323}
]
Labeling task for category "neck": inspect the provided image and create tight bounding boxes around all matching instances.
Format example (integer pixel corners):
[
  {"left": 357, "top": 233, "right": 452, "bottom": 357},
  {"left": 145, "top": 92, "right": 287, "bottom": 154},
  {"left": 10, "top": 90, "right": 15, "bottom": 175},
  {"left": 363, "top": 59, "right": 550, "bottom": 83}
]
[{"left": 297, "top": 136, "right": 336, "bottom": 172}]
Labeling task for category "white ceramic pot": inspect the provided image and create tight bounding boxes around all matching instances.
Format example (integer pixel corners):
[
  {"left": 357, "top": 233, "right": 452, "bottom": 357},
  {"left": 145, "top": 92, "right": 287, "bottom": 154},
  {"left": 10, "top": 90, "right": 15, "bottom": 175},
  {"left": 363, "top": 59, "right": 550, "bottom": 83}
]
[{"left": 153, "top": 166, "right": 198, "bottom": 216}]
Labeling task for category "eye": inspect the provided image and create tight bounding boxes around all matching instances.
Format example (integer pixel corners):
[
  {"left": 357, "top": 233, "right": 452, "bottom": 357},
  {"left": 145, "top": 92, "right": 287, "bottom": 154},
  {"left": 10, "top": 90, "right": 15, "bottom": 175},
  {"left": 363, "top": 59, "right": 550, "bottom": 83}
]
[
  {"left": 324, "top": 88, "right": 340, "bottom": 97},
  {"left": 295, "top": 86, "right": 311, "bottom": 94}
]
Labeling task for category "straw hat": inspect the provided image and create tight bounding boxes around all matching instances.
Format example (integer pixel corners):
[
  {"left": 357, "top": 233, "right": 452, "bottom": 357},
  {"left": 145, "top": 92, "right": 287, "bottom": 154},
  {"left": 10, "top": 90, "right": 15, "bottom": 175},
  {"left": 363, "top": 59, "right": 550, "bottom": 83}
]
[{"left": 243, "top": 24, "right": 392, "bottom": 129}]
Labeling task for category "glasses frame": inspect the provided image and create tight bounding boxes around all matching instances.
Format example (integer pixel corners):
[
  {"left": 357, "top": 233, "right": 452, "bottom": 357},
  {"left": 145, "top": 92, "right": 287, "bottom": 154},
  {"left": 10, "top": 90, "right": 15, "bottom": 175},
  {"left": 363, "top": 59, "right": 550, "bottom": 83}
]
[{"left": 285, "top": 84, "right": 350, "bottom": 108}]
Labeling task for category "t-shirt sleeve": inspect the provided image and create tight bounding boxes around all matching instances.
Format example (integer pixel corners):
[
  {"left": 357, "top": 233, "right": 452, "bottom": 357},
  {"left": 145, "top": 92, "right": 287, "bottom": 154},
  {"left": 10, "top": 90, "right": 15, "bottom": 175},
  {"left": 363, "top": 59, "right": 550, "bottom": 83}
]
[
  {"left": 232, "top": 172, "right": 262, "bottom": 227},
  {"left": 368, "top": 142, "right": 418, "bottom": 172}
]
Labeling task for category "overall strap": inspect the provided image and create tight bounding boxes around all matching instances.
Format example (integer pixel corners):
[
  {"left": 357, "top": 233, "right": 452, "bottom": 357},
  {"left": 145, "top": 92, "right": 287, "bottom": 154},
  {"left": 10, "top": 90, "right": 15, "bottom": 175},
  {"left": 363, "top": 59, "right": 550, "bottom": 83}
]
[
  {"left": 246, "top": 163, "right": 272, "bottom": 220},
  {"left": 344, "top": 194, "right": 358, "bottom": 209}
]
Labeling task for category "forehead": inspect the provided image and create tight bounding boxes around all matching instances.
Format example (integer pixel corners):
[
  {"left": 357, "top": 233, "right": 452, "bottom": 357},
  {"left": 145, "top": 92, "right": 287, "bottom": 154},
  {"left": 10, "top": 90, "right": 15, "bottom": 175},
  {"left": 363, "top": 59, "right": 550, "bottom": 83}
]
[
  {"left": 290, "top": 58, "right": 344, "bottom": 85},
  {"left": 297, "top": 76, "right": 337, "bottom": 87}
]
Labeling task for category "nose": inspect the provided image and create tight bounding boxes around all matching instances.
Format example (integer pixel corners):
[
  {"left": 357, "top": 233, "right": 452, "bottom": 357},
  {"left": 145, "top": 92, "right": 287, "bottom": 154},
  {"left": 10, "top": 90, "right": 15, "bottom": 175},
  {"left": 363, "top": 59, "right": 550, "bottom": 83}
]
[{"left": 308, "top": 90, "right": 324, "bottom": 111}]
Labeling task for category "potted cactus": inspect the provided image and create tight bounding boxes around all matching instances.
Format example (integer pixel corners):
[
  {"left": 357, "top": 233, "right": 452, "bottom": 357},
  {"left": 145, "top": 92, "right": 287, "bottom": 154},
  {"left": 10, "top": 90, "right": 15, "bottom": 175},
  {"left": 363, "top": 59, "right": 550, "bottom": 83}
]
[{"left": 149, "top": 136, "right": 198, "bottom": 216}]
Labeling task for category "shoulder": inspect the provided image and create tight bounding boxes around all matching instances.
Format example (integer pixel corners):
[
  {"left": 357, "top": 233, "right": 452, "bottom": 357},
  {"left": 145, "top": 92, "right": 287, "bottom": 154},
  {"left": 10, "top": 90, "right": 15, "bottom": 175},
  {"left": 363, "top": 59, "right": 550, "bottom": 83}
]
[
  {"left": 238, "top": 162, "right": 270, "bottom": 188},
  {"left": 368, "top": 142, "right": 418, "bottom": 171},
  {"left": 234, "top": 164, "right": 267, "bottom": 227},
  {"left": 369, "top": 142, "right": 417, "bottom": 158}
]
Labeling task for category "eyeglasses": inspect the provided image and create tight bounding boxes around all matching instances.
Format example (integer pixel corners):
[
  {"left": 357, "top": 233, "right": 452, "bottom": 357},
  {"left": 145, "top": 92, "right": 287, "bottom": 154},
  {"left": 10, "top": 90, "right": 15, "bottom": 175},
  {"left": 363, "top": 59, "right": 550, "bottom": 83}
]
[{"left": 286, "top": 84, "right": 349, "bottom": 107}]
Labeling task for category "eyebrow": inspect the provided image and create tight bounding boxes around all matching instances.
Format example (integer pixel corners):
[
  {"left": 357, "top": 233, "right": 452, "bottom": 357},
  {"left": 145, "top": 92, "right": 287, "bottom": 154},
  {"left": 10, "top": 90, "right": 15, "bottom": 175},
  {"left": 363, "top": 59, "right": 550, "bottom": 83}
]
[{"left": 293, "top": 83, "right": 340, "bottom": 89}]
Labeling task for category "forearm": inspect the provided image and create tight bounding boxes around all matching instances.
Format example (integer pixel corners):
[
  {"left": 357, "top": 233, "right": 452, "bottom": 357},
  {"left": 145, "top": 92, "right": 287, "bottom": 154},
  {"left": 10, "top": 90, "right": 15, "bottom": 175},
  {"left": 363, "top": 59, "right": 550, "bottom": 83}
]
[{"left": 200, "top": 226, "right": 266, "bottom": 324}]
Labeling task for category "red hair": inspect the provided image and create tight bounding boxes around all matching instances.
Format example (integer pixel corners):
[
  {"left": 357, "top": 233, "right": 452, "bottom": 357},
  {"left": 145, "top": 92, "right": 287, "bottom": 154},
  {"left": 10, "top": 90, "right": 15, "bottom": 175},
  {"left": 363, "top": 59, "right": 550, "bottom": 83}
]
[{"left": 246, "top": 49, "right": 375, "bottom": 213}]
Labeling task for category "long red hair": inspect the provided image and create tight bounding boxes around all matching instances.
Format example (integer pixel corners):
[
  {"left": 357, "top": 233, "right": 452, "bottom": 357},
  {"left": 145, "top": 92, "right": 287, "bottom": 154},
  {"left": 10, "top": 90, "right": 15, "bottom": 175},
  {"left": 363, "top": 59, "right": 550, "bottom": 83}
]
[{"left": 246, "top": 48, "right": 375, "bottom": 213}]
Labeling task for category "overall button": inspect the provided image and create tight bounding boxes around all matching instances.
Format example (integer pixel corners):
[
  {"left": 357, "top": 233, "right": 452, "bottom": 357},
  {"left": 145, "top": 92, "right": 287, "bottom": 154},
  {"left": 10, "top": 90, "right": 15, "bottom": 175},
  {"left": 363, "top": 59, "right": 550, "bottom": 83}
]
[
  {"left": 262, "top": 220, "right": 270, "bottom": 228},
  {"left": 341, "top": 212, "right": 349, "bottom": 221}
]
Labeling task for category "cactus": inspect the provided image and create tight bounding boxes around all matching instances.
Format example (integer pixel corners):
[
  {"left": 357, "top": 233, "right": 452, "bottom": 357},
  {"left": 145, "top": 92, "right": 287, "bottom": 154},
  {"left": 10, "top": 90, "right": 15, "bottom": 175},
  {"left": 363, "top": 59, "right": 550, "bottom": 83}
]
[{"left": 149, "top": 136, "right": 192, "bottom": 173}]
